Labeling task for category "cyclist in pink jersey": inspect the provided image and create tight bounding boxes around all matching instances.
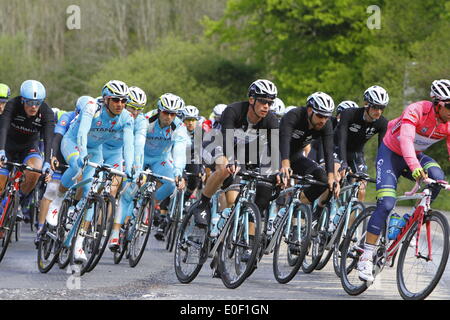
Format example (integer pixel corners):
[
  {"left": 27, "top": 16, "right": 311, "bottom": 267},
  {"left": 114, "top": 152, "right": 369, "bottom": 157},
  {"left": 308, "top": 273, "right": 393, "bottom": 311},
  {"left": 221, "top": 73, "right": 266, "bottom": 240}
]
[{"left": 358, "top": 79, "right": 450, "bottom": 282}]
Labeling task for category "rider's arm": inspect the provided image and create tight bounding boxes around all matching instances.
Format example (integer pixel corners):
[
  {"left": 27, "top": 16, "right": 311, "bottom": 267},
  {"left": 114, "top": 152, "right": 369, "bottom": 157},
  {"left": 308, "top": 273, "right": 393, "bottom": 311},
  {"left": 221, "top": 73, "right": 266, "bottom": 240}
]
[
  {"left": 279, "top": 112, "right": 296, "bottom": 161},
  {"left": 377, "top": 117, "right": 388, "bottom": 148},
  {"left": 122, "top": 118, "right": 135, "bottom": 174},
  {"left": 41, "top": 104, "right": 56, "bottom": 163},
  {"left": 76, "top": 100, "right": 97, "bottom": 159},
  {"left": 336, "top": 109, "right": 350, "bottom": 167},
  {"left": 399, "top": 106, "right": 422, "bottom": 172},
  {"left": 172, "top": 124, "right": 191, "bottom": 177},
  {"left": 0, "top": 101, "right": 13, "bottom": 150},
  {"left": 321, "top": 121, "right": 335, "bottom": 174},
  {"left": 133, "top": 117, "right": 148, "bottom": 172},
  {"left": 447, "top": 135, "right": 450, "bottom": 162},
  {"left": 220, "top": 106, "right": 237, "bottom": 161}
]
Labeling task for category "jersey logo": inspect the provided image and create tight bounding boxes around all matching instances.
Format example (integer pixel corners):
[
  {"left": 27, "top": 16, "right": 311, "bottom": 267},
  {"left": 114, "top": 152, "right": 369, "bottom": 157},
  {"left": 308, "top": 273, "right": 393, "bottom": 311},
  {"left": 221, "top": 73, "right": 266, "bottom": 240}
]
[
  {"left": 96, "top": 121, "right": 102, "bottom": 127},
  {"left": 110, "top": 121, "right": 117, "bottom": 130},
  {"left": 61, "top": 120, "right": 67, "bottom": 126},
  {"left": 421, "top": 127, "right": 428, "bottom": 134}
]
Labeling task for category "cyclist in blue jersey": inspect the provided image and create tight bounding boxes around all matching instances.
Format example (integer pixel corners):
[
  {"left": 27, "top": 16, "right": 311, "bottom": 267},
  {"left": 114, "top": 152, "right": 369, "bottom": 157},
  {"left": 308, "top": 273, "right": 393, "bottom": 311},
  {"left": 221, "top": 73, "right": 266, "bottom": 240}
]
[
  {"left": 50, "top": 80, "right": 134, "bottom": 262},
  {"left": 35, "top": 97, "right": 87, "bottom": 244},
  {"left": 109, "top": 86, "right": 148, "bottom": 250},
  {"left": 144, "top": 93, "right": 190, "bottom": 241}
]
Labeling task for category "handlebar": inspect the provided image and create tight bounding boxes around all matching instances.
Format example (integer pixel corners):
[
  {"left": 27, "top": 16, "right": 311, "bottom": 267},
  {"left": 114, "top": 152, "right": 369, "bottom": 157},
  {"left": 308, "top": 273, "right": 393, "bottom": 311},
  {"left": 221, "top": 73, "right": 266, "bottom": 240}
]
[
  {"left": 235, "top": 170, "right": 278, "bottom": 184},
  {"left": 87, "top": 161, "right": 127, "bottom": 178},
  {"left": 347, "top": 172, "right": 376, "bottom": 183},
  {"left": 290, "top": 174, "right": 328, "bottom": 187},
  {"left": 404, "top": 178, "right": 450, "bottom": 196},
  {"left": 1, "top": 159, "right": 45, "bottom": 175},
  {"left": 138, "top": 169, "right": 175, "bottom": 183}
]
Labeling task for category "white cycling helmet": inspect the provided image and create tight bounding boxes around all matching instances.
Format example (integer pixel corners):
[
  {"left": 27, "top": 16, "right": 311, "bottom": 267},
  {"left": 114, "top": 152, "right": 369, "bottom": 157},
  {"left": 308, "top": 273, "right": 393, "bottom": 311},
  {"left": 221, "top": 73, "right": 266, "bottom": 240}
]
[
  {"left": 307, "top": 92, "right": 335, "bottom": 117},
  {"left": 102, "top": 80, "right": 129, "bottom": 98},
  {"left": 157, "top": 93, "right": 185, "bottom": 113},
  {"left": 182, "top": 105, "right": 200, "bottom": 120},
  {"left": 127, "top": 86, "right": 147, "bottom": 110},
  {"left": 364, "top": 85, "right": 389, "bottom": 107},
  {"left": 336, "top": 100, "right": 359, "bottom": 115},
  {"left": 270, "top": 98, "right": 285, "bottom": 117},
  {"left": 285, "top": 106, "right": 297, "bottom": 113},
  {"left": 248, "top": 79, "right": 278, "bottom": 99},
  {"left": 52, "top": 107, "right": 60, "bottom": 114},
  {"left": 213, "top": 104, "right": 227, "bottom": 117},
  {"left": 430, "top": 79, "right": 450, "bottom": 102}
]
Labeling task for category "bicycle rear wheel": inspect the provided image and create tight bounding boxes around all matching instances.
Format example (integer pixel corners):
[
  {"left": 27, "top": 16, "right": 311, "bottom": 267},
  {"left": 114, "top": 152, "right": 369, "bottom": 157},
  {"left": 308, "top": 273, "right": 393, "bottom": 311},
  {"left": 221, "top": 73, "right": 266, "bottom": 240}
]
[
  {"left": 302, "top": 206, "right": 329, "bottom": 273},
  {"left": 397, "top": 210, "right": 450, "bottom": 300},
  {"left": 87, "top": 194, "right": 115, "bottom": 272},
  {"left": 37, "top": 223, "right": 59, "bottom": 273},
  {"left": 113, "top": 223, "right": 129, "bottom": 264},
  {"left": 129, "top": 197, "right": 155, "bottom": 267},
  {"left": 333, "top": 201, "right": 365, "bottom": 278},
  {"left": 273, "top": 203, "right": 311, "bottom": 284},
  {"left": 167, "top": 197, "right": 182, "bottom": 253},
  {"left": 174, "top": 207, "right": 208, "bottom": 284},
  {"left": 0, "top": 194, "right": 19, "bottom": 263},
  {"left": 218, "top": 202, "right": 261, "bottom": 289},
  {"left": 57, "top": 200, "right": 73, "bottom": 269},
  {"left": 340, "top": 206, "right": 374, "bottom": 296}
]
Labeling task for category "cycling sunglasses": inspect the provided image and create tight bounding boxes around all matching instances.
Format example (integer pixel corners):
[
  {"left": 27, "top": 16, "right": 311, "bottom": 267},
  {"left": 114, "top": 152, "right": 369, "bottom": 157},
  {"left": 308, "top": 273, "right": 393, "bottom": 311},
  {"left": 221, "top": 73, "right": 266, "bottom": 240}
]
[
  {"left": 110, "top": 97, "right": 128, "bottom": 104},
  {"left": 161, "top": 110, "right": 178, "bottom": 116},
  {"left": 256, "top": 98, "right": 275, "bottom": 106},
  {"left": 369, "top": 104, "right": 386, "bottom": 110},
  {"left": 23, "top": 98, "right": 43, "bottom": 107},
  {"left": 439, "top": 101, "right": 450, "bottom": 109}
]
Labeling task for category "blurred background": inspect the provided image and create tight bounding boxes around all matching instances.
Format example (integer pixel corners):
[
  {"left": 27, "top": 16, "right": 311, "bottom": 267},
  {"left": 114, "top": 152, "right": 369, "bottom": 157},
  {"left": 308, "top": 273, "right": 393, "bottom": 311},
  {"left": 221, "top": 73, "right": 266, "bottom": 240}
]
[{"left": 0, "top": 0, "right": 449, "bottom": 208}]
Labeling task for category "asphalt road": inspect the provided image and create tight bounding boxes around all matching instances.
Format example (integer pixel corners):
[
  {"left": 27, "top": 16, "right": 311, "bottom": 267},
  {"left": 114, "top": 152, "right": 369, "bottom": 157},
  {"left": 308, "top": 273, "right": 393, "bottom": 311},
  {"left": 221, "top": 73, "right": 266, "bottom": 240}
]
[{"left": 0, "top": 208, "right": 449, "bottom": 301}]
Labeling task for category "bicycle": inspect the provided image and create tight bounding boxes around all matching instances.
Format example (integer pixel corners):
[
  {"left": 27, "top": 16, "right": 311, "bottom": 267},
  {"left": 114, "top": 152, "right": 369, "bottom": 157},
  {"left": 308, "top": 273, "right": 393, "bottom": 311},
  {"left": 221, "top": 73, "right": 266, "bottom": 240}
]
[
  {"left": 113, "top": 169, "right": 171, "bottom": 267},
  {"left": 340, "top": 178, "right": 450, "bottom": 300},
  {"left": 271, "top": 174, "right": 327, "bottom": 284},
  {"left": 0, "top": 158, "right": 46, "bottom": 263},
  {"left": 304, "top": 172, "right": 372, "bottom": 276},
  {"left": 174, "top": 168, "right": 277, "bottom": 289},
  {"left": 165, "top": 187, "right": 185, "bottom": 253}
]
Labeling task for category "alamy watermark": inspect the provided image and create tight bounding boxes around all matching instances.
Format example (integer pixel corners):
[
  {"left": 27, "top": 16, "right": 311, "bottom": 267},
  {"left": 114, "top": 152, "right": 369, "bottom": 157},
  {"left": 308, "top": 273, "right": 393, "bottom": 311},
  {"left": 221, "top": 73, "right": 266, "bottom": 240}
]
[
  {"left": 66, "top": 5, "right": 81, "bottom": 30},
  {"left": 367, "top": 5, "right": 381, "bottom": 29}
]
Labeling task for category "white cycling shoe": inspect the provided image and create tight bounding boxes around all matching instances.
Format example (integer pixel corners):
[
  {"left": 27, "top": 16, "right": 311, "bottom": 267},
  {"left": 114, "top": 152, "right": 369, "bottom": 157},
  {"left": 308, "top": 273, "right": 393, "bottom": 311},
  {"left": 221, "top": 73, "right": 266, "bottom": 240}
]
[
  {"left": 357, "top": 257, "right": 374, "bottom": 282},
  {"left": 74, "top": 236, "right": 87, "bottom": 264},
  {"left": 46, "top": 205, "right": 60, "bottom": 227}
]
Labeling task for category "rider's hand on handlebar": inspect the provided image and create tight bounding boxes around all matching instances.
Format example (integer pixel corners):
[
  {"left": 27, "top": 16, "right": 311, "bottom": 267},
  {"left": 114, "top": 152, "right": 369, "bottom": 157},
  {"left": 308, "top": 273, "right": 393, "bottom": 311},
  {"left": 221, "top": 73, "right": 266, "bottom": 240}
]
[{"left": 51, "top": 156, "right": 59, "bottom": 171}]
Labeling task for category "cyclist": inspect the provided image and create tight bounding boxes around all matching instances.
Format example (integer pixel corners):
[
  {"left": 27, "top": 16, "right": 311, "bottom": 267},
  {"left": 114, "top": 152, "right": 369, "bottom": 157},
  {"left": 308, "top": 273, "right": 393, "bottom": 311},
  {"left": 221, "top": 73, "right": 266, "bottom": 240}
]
[
  {"left": 0, "top": 83, "right": 11, "bottom": 115},
  {"left": 193, "top": 79, "right": 279, "bottom": 230},
  {"left": 270, "top": 98, "right": 286, "bottom": 122},
  {"left": 36, "top": 97, "right": 87, "bottom": 243},
  {"left": 335, "top": 87, "right": 388, "bottom": 201},
  {"left": 335, "top": 100, "right": 359, "bottom": 121},
  {"left": 357, "top": 79, "right": 450, "bottom": 282},
  {"left": 109, "top": 86, "right": 148, "bottom": 250},
  {"left": 209, "top": 104, "right": 227, "bottom": 130},
  {"left": 50, "top": 80, "right": 134, "bottom": 262},
  {"left": 143, "top": 93, "right": 190, "bottom": 241},
  {"left": 181, "top": 105, "right": 204, "bottom": 204},
  {"left": 284, "top": 105, "right": 297, "bottom": 114},
  {"left": 0, "top": 80, "right": 54, "bottom": 222},
  {"left": 279, "top": 92, "right": 340, "bottom": 227}
]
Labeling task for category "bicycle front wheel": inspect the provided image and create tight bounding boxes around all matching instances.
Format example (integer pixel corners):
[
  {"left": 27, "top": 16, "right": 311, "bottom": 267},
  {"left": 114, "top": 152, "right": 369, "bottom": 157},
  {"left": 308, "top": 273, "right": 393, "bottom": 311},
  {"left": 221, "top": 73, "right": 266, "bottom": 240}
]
[
  {"left": 273, "top": 203, "right": 311, "bottom": 284},
  {"left": 397, "top": 210, "right": 450, "bottom": 300},
  {"left": 0, "top": 195, "right": 19, "bottom": 263},
  {"left": 129, "top": 197, "right": 155, "bottom": 267},
  {"left": 302, "top": 205, "right": 329, "bottom": 273},
  {"left": 218, "top": 202, "right": 261, "bottom": 289}
]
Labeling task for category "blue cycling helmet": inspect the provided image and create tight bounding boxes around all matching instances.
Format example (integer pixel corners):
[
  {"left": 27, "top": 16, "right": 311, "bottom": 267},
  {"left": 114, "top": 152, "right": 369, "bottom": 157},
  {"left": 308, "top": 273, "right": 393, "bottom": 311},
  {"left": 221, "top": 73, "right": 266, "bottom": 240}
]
[
  {"left": 20, "top": 80, "right": 46, "bottom": 101},
  {"left": 75, "top": 96, "right": 95, "bottom": 114}
]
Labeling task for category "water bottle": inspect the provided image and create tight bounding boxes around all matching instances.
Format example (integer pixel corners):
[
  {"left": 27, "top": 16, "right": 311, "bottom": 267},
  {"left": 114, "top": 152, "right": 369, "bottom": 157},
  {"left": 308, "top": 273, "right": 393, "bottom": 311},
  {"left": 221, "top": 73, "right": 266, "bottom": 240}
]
[
  {"left": 388, "top": 213, "right": 402, "bottom": 240},
  {"left": 209, "top": 211, "right": 221, "bottom": 237},
  {"left": 266, "top": 204, "right": 278, "bottom": 235},
  {"left": 328, "top": 203, "right": 343, "bottom": 232},
  {"left": 273, "top": 207, "right": 287, "bottom": 230},
  {"left": 210, "top": 208, "right": 231, "bottom": 237}
]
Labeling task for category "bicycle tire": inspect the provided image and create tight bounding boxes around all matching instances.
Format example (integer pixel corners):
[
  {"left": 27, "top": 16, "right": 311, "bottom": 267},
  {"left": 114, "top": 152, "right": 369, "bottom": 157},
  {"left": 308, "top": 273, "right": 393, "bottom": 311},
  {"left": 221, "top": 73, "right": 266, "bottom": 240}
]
[
  {"left": 333, "top": 201, "right": 365, "bottom": 278},
  {"left": 168, "top": 195, "right": 182, "bottom": 253},
  {"left": 340, "top": 206, "right": 375, "bottom": 296},
  {"left": 37, "top": 223, "right": 59, "bottom": 273},
  {"left": 0, "top": 194, "right": 19, "bottom": 263},
  {"left": 273, "top": 203, "right": 311, "bottom": 284},
  {"left": 113, "top": 222, "right": 129, "bottom": 265},
  {"left": 174, "top": 207, "right": 208, "bottom": 284},
  {"left": 129, "top": 197, "right": 155, "bottom": 268},
  {"left": 218, "top": 201, "right": 261, "bottom": 289},
  {"left": 57, "top": 199, "right": 73, "bottom": 269},
  {"left": 397, "top": 210, "right": 450, "bottom": 300},
  {"left": 165, "top": 197, "right": 178, "bottom": 252},
  {"left": 14, "top": 220, "right": 21, "bottom": 242},
  {"left": 302, "top": 205, "right": 329, "bottom": 273},
  {"left": 87, "top": 194, "right": 116, "bottom": 272}
]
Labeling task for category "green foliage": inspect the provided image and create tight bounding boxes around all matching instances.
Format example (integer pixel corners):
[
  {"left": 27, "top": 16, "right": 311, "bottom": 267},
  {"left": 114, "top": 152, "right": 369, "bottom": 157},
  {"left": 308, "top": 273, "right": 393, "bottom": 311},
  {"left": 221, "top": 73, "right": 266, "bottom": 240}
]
[{"left": 88, "top": 37, "right": 260, "bottom": 115}]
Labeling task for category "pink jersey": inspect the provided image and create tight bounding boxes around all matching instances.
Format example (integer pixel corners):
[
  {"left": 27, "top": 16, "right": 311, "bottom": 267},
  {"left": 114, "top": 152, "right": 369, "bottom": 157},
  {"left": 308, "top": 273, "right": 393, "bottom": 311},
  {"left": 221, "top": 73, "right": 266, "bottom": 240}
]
[{"left": 383, "top": 101, "right": 450, "bottom": 171}]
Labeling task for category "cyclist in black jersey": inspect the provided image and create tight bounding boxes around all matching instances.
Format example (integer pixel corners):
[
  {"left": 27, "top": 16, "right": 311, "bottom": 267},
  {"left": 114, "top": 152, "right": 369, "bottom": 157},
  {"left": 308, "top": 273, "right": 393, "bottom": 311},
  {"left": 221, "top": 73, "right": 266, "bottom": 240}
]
[
  {"left": 279, "top": 92, "right": 340, "bottom": 222},
  {"left": 335, "top": 86, "right": 389, "bottom": 201},
  {"left": 193, "top": 79, "right": 280, "bottom": 228},
  {"left": 0, "top": 80, "right": 54, "bottom": 222}
]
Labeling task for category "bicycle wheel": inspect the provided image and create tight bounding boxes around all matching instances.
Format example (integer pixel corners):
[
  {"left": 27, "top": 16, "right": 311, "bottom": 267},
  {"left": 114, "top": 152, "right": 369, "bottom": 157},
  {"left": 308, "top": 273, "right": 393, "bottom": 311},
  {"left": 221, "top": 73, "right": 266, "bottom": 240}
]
[
  {"left": 37, "top": 223, "right": 59, "bottom": 273},
  {"left": 57, "top": 200, "right": 73, "bottom": 269},
  {"left": 333, "top": 201, "right": 365, "bottom": 278},
  {"left": 87, "top": 194, "right": 115, "bottom": 272},
  {"left": 302, "top": 205, "right": 329, "bottom": 273},
  {"left": 14, "top": 220, "right": 21, "bottom": 242},
  {"left": 69, "top": 195, "right": 106, "bottom": 276},
  {"left": 218, "top": 202, "right": 261, "bottom": 289},
  {"left": 165, "top": 201, "right": 178, "bottom": 252},
  {"left": 340, "top": 206, "right": 374, "bottom": 296},
  {"left": 273, "top": 203, "right": 311, "bottom": 284},
  {"left": 168, "top": 197, "right": 182, "bottom": 253},
  {"left": 113, "top": 223, "right": 129, "bottom": 264},
  {"left": 0, "top": 195, "right": 19, "bottom": 263},
  {"left": 174, "top": 208, "right": 208, "bottom": 284},
  {"left": 128, "top": 197, "right": 155, "bottom": 267},
  {"left": 397, "top": 210, "right": 450, "bottom": 300}
]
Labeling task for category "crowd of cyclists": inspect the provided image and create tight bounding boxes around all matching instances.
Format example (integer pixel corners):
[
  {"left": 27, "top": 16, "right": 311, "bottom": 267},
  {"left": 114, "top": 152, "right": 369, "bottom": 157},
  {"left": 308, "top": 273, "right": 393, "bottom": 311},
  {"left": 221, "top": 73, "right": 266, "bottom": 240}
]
[{"left": 0, "top": 77, "right": 449, "bottom": 299}]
